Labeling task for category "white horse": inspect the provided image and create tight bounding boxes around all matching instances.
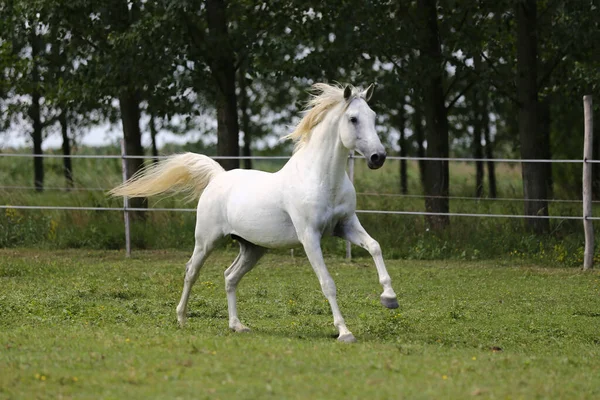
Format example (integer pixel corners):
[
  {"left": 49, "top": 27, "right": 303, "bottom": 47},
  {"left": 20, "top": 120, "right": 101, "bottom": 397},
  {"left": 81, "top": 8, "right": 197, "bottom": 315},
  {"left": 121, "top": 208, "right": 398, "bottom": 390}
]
[{"left": 110, "top": 83, "right": 398, "bottom": 342}]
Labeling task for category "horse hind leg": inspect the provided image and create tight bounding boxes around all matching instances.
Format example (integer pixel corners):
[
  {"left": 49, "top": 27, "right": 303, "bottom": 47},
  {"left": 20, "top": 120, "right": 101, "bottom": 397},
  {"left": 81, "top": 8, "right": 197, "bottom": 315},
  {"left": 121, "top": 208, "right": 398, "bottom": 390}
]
[
  {"left": 176, "top": 241, "right": 215, "bottom": 327},
  {"left": 225, "top": 237, "right": 266, "bottom": 332}
]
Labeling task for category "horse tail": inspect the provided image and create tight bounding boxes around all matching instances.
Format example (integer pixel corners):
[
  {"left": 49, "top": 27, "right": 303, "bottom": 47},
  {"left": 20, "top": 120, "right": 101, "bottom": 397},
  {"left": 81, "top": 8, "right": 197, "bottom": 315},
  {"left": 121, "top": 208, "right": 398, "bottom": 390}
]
[{"left": 109, "top": 152, "right": 226, "bottom": 200}]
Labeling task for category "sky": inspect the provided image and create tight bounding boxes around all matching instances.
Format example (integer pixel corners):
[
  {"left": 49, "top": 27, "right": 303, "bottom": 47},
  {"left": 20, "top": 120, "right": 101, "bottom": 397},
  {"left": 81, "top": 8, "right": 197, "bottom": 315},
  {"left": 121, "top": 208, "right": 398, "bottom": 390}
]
[{"left": 1, "top": 121, "right": 202, "bottom": 151}]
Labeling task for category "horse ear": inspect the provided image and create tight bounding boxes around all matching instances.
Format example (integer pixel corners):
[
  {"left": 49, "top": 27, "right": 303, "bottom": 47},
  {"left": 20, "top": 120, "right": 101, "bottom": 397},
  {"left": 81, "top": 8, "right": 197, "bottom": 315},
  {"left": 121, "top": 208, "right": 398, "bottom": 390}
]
[
  {"left": 363, "top": 84, "right": 374, "bottom": 102},
  {"left": 343, "top": 85, "right": 352, "bottom": 101}
]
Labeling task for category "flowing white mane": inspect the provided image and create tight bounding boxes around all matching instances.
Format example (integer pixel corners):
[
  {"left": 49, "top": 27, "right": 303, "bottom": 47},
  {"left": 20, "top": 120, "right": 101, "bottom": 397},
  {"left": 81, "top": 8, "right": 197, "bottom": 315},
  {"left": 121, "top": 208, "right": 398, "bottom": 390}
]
[{"left": 284, "top": 83, "right": 360, "bottom": 151}]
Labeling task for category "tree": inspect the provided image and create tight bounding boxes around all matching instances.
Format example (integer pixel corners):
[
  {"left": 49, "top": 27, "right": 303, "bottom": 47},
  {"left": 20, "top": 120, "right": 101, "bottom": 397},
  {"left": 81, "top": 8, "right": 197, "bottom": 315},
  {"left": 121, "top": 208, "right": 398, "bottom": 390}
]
[
  {"left": 471, "top": 55, "right": 486, "bottom": 198},
  {"left": 516, "top": 0, "right": 549, "bottom": 233},
  {"left": 396, "top": 99, "right": 408, "bottom": 195},
  {"left": 47, "top": 24, "right": 75, "bottom": 188},
  {"left": 206, "top": 0, "right": 239, "bottom": 171},
  {"left": 47, "top": 0, "right": 186, "bottom": 214},
  {"left": 181, "top": 0, "right": 240, "bottom": 170},
  {"left": 179, "top": 0, "right": 289, "bottom": 170},
  {"left": 416, "top": 0, "right": 450, "bottom": 229},
  {"left": 1, "top": 2, "right": 62, "bottom": 191}
]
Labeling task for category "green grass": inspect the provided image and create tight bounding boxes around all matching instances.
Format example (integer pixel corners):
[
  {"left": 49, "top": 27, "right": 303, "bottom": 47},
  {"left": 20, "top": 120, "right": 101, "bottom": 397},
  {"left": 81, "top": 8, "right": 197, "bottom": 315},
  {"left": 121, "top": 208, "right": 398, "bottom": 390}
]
[{"left": 1, "top": 249, "right": 600, "bottom": 399}]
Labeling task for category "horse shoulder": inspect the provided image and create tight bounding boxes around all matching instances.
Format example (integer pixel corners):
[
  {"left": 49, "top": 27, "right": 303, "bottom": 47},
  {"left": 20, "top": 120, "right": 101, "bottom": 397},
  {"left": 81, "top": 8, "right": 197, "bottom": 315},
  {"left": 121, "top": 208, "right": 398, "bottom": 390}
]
[{"left": 336, "top": 174, "right": 357, "bottom": 210}]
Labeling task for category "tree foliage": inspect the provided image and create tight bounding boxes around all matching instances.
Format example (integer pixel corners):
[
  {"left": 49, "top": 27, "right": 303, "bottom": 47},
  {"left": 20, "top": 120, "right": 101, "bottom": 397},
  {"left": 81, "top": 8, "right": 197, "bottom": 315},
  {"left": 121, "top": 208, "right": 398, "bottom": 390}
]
[{"left": 1, "top": 0, "right": 598, "bottom": 231}]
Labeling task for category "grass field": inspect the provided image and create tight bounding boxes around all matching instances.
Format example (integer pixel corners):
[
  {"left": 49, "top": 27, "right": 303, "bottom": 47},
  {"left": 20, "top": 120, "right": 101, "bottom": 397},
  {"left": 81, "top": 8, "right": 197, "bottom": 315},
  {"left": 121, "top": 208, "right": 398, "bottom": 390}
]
[{"left": 1, "top": 249, "right": 599, "bottom": 399}]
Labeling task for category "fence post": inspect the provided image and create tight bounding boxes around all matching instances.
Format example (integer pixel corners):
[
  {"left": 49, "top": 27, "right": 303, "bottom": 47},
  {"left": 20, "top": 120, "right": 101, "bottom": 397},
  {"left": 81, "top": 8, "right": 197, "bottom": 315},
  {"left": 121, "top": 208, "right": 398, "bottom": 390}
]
[
  {"left": 346, "top": 152, "right": 355, "bottom": 261},
  {"left": 120, "top": 139, "right": 131, "bottom": 257},
  {"left": 583, "top": 95, "right": 594, "bottom": 270}
]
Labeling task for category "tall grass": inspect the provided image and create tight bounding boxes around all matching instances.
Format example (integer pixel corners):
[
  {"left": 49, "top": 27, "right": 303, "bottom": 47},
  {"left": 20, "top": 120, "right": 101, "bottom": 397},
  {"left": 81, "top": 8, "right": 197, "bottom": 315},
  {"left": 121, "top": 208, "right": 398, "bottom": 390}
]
[{"left": 0, "top": 148, "right": 595, "bottom": 266}]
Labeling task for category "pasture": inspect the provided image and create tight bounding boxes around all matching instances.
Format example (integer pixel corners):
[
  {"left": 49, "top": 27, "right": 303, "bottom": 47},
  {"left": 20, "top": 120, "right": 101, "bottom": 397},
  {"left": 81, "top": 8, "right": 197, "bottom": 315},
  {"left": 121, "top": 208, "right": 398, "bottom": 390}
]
[{"left": 1, "top": 248, "right": 599, "bottom": 399}]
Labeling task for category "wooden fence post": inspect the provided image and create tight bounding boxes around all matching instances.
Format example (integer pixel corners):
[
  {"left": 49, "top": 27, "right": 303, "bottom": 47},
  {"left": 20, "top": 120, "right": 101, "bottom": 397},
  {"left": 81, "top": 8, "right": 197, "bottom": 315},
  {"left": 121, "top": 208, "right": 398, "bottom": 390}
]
[
  {"left": 120, "top": 139, "right": 131, "bottom": 257},
  {"left": 583, "top": 95, "right": 594, "bottom": 270}
]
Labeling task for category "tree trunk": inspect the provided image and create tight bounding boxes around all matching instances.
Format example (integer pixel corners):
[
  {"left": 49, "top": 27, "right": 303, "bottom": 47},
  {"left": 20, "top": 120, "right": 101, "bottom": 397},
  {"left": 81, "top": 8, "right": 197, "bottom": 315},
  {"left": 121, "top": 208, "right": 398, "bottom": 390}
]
[
  {"left": 119, "top": 90, "right": 147, "bottom": 217},
  {"left": 59, "top": 111, "right": 73, "bottom": 189},
  {"left": 539, "top": 97, "right": 553, "bottom": 198},
  {"left": 418, "top": 0, "right": 450, "bottom": 230},
  {"left": 473, "top": 56, "right": 485, "bottom": 198},
  {"left": 483, "top": 106, "right": 497, "bottom": 198},
  {"left": 477, "top": 56, "right": 497, "bottom": 199},
  {"left": 207, "top": 0, "right": 239, "bottom": 171},
  {"left": 31, "top": 95, "right": 43, "bottom": 192},
  {"left": 397, "top": 103, "right": 408, "bottom": 195},
  {"left": 29, "top": 30, "right": 43, "bottom": 192},
  {"left": 517, "top": 0, "right": 549, "bottom": 233},
  {"left": 149, "top": 113, "right": 159, "bottom": 165},
  {"left": 473, "top": 140, "right": 485, "bottom": 197},
  {"left": 472, "top": 107, "right": 485, "bottom": 198},
  {"left": 413, "top": 107, "right": 427, "bottom": 191},
  {"left": 238, "top": 67, "right": 252, "bottom": 169}
]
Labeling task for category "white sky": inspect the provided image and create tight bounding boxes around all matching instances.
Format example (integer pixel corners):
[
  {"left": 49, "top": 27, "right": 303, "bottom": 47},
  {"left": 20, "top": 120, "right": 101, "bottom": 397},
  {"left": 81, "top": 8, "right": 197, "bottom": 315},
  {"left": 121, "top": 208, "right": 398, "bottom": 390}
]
[{"left": 1, "top": 122, "right": 202, "bottom": 151}]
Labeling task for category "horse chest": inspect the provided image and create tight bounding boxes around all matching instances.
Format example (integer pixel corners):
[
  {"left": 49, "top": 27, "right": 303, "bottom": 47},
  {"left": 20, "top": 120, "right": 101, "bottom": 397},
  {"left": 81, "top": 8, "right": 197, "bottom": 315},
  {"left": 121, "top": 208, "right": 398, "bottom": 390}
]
[{"left": 301, "top": 192, "right": 353, "bottom": 234}]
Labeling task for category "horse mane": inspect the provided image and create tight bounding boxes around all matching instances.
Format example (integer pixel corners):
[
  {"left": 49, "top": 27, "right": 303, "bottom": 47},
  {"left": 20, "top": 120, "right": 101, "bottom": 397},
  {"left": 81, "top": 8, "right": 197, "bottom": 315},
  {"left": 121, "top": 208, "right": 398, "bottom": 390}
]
[{"left": 284, "top": 83, "right": 359, "bottom": 151}]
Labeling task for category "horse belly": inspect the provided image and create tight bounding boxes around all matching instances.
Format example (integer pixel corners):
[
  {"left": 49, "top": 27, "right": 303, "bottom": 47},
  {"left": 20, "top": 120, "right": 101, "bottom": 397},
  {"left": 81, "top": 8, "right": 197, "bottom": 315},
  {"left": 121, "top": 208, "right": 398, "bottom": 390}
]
[
  {"left": 224, "top": 178, "right": 299, "bottom": 248},
  {"left": 229, "top": 207, "right": 299, "bottom": 248}
]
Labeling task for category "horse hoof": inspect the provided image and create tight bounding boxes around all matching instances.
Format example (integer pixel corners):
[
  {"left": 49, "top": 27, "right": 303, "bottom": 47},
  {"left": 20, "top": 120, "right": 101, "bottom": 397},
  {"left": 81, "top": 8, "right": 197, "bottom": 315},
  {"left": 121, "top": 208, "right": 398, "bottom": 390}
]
[
  {"left": 380, "top": 296, "right": 399, "bottom": 309},
  {"left": 337, "top": 333, "right": 357, "bottom": 343},
  {"left": 231, "top": 324, "right": 251, "bottom": 333}
]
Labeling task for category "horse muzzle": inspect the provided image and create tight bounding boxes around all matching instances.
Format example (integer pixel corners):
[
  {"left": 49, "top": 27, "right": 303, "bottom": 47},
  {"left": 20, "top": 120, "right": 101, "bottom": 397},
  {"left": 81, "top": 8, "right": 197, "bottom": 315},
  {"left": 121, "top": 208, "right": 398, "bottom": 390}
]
[{"left": 367, "top": 151, "right": 386, "bottom": 169}]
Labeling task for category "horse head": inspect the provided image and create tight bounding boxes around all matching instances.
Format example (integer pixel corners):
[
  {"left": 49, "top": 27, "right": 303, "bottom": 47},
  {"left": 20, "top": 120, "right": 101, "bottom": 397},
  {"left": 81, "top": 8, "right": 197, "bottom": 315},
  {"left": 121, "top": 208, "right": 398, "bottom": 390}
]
[{"left": 339, "top": 84, "right": 386, "bottom": 169}]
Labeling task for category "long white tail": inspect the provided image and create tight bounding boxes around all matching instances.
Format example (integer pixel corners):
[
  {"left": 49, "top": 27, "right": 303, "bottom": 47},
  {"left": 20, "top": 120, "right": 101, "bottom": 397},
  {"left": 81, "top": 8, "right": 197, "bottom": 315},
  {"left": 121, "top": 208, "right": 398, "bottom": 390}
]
[{"left": 109, "top": 153, "right": 225, "bottom": 199}]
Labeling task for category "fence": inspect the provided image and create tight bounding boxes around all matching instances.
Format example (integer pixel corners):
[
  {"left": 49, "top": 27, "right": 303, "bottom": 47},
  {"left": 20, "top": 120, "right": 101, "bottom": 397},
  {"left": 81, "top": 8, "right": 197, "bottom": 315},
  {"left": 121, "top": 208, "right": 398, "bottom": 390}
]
[{"left": 0, "top": 96, "right": 595, "bottom": 268}]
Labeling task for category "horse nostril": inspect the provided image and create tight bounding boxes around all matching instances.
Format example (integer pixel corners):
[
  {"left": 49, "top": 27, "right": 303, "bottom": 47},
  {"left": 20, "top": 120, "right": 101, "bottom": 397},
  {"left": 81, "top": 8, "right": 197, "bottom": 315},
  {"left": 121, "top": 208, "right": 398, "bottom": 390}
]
[{"left": 370, "top": 152, "right": 386, "bottom": 165}]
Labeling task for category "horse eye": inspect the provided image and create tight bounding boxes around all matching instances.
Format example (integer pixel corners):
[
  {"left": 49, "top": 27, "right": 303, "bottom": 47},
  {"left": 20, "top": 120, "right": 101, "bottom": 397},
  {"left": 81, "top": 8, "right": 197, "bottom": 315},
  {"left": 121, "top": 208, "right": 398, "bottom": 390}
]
[{"left": 349, "top": 116, "right": 358, "bottom": 124}]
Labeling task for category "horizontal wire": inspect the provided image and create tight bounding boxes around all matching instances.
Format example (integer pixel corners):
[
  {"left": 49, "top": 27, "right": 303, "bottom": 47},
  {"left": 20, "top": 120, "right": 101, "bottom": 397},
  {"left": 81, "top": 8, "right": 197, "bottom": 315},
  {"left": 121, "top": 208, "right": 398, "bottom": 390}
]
[
  {"left": 355, "top": 192, "right": 588, "bottom": 204},
  {"left": 384, "top": 155, "right": 589, "bottom": 163},
  {"left": 355, "top": 209, "right": 586, "bottom": 220},
  {"left": 0, "top": 153, "right": 291, "bottom": 160},
  {"left": 0, "top": 186, "right": 592, "bottom": 205},
  {"left": 0, "top": 205, "right": 196, "bottom": 212},
  {"left": 0, "top": 185, "right": 108, "bottom": 192},
  {"left": 0, "top": 204, "right": 589, "bottom": 219},
  {"left": 1, "top": 152, "right": 597, "bottom": 163}
]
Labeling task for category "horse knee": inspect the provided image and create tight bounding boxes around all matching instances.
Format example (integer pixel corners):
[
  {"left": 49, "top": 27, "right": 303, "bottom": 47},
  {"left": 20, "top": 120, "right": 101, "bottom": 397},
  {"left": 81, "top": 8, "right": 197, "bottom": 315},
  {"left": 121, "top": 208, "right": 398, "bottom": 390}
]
[
  {"left": 224, "top": 274, "right": 237, "bottom": 293},
  {"left": 185, "top": 267, "right": 197, "bottom": 282},
  {"left": 367, "top": 239, "right": 382, "bottom": 258},
  {"left": 183, "top": 263, "right": 193, "bottom": 281}
]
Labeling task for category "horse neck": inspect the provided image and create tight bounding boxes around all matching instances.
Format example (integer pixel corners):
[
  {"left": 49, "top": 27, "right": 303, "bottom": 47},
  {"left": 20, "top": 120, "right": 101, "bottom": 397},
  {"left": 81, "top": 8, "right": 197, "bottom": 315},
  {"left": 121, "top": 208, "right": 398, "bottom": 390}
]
[{"left": 292, "top": 113, "right": 349, "bottom": 190}]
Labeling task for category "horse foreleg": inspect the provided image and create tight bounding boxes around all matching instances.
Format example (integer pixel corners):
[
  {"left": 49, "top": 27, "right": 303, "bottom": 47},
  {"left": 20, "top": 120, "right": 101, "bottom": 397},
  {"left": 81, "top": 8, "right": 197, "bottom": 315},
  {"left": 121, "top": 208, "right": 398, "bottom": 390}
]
[
  {"left": 301, "top": 234, "right": 356, "bottom": 343},
  {"left": 224, "top": 238, "right": 266, "bottom": 332},
  {"left": 336, "top": 214, "right": 398, "bottom": 309}
]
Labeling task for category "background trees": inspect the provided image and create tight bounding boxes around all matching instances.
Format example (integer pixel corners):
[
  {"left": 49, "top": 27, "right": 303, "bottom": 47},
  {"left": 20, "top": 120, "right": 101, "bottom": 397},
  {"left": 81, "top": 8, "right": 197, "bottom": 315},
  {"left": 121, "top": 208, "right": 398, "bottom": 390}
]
[{"left": 1, "top": 0, "right": 597, "bottom": 233}]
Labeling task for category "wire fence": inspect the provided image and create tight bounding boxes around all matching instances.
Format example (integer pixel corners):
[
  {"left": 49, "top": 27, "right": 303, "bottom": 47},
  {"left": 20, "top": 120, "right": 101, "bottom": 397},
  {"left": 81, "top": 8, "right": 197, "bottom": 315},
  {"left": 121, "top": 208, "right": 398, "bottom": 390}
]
[
  {"left": 0, "top": 184, "right": 593, "bottom": 204},
  {"left": 1, "top": 151, "right": 594, "bottom": 220},
  {"left": 0, "top": 138, "right": 596, "bottom": 260},
  {"left": 0, "top": 204, "right": 593, "bottom": 221},
  {"left": 0, "top": 95, "right": 594, "bottom": 266},
  {"left": 4, "top": 151, "right": 600, "bottom": 163}
]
